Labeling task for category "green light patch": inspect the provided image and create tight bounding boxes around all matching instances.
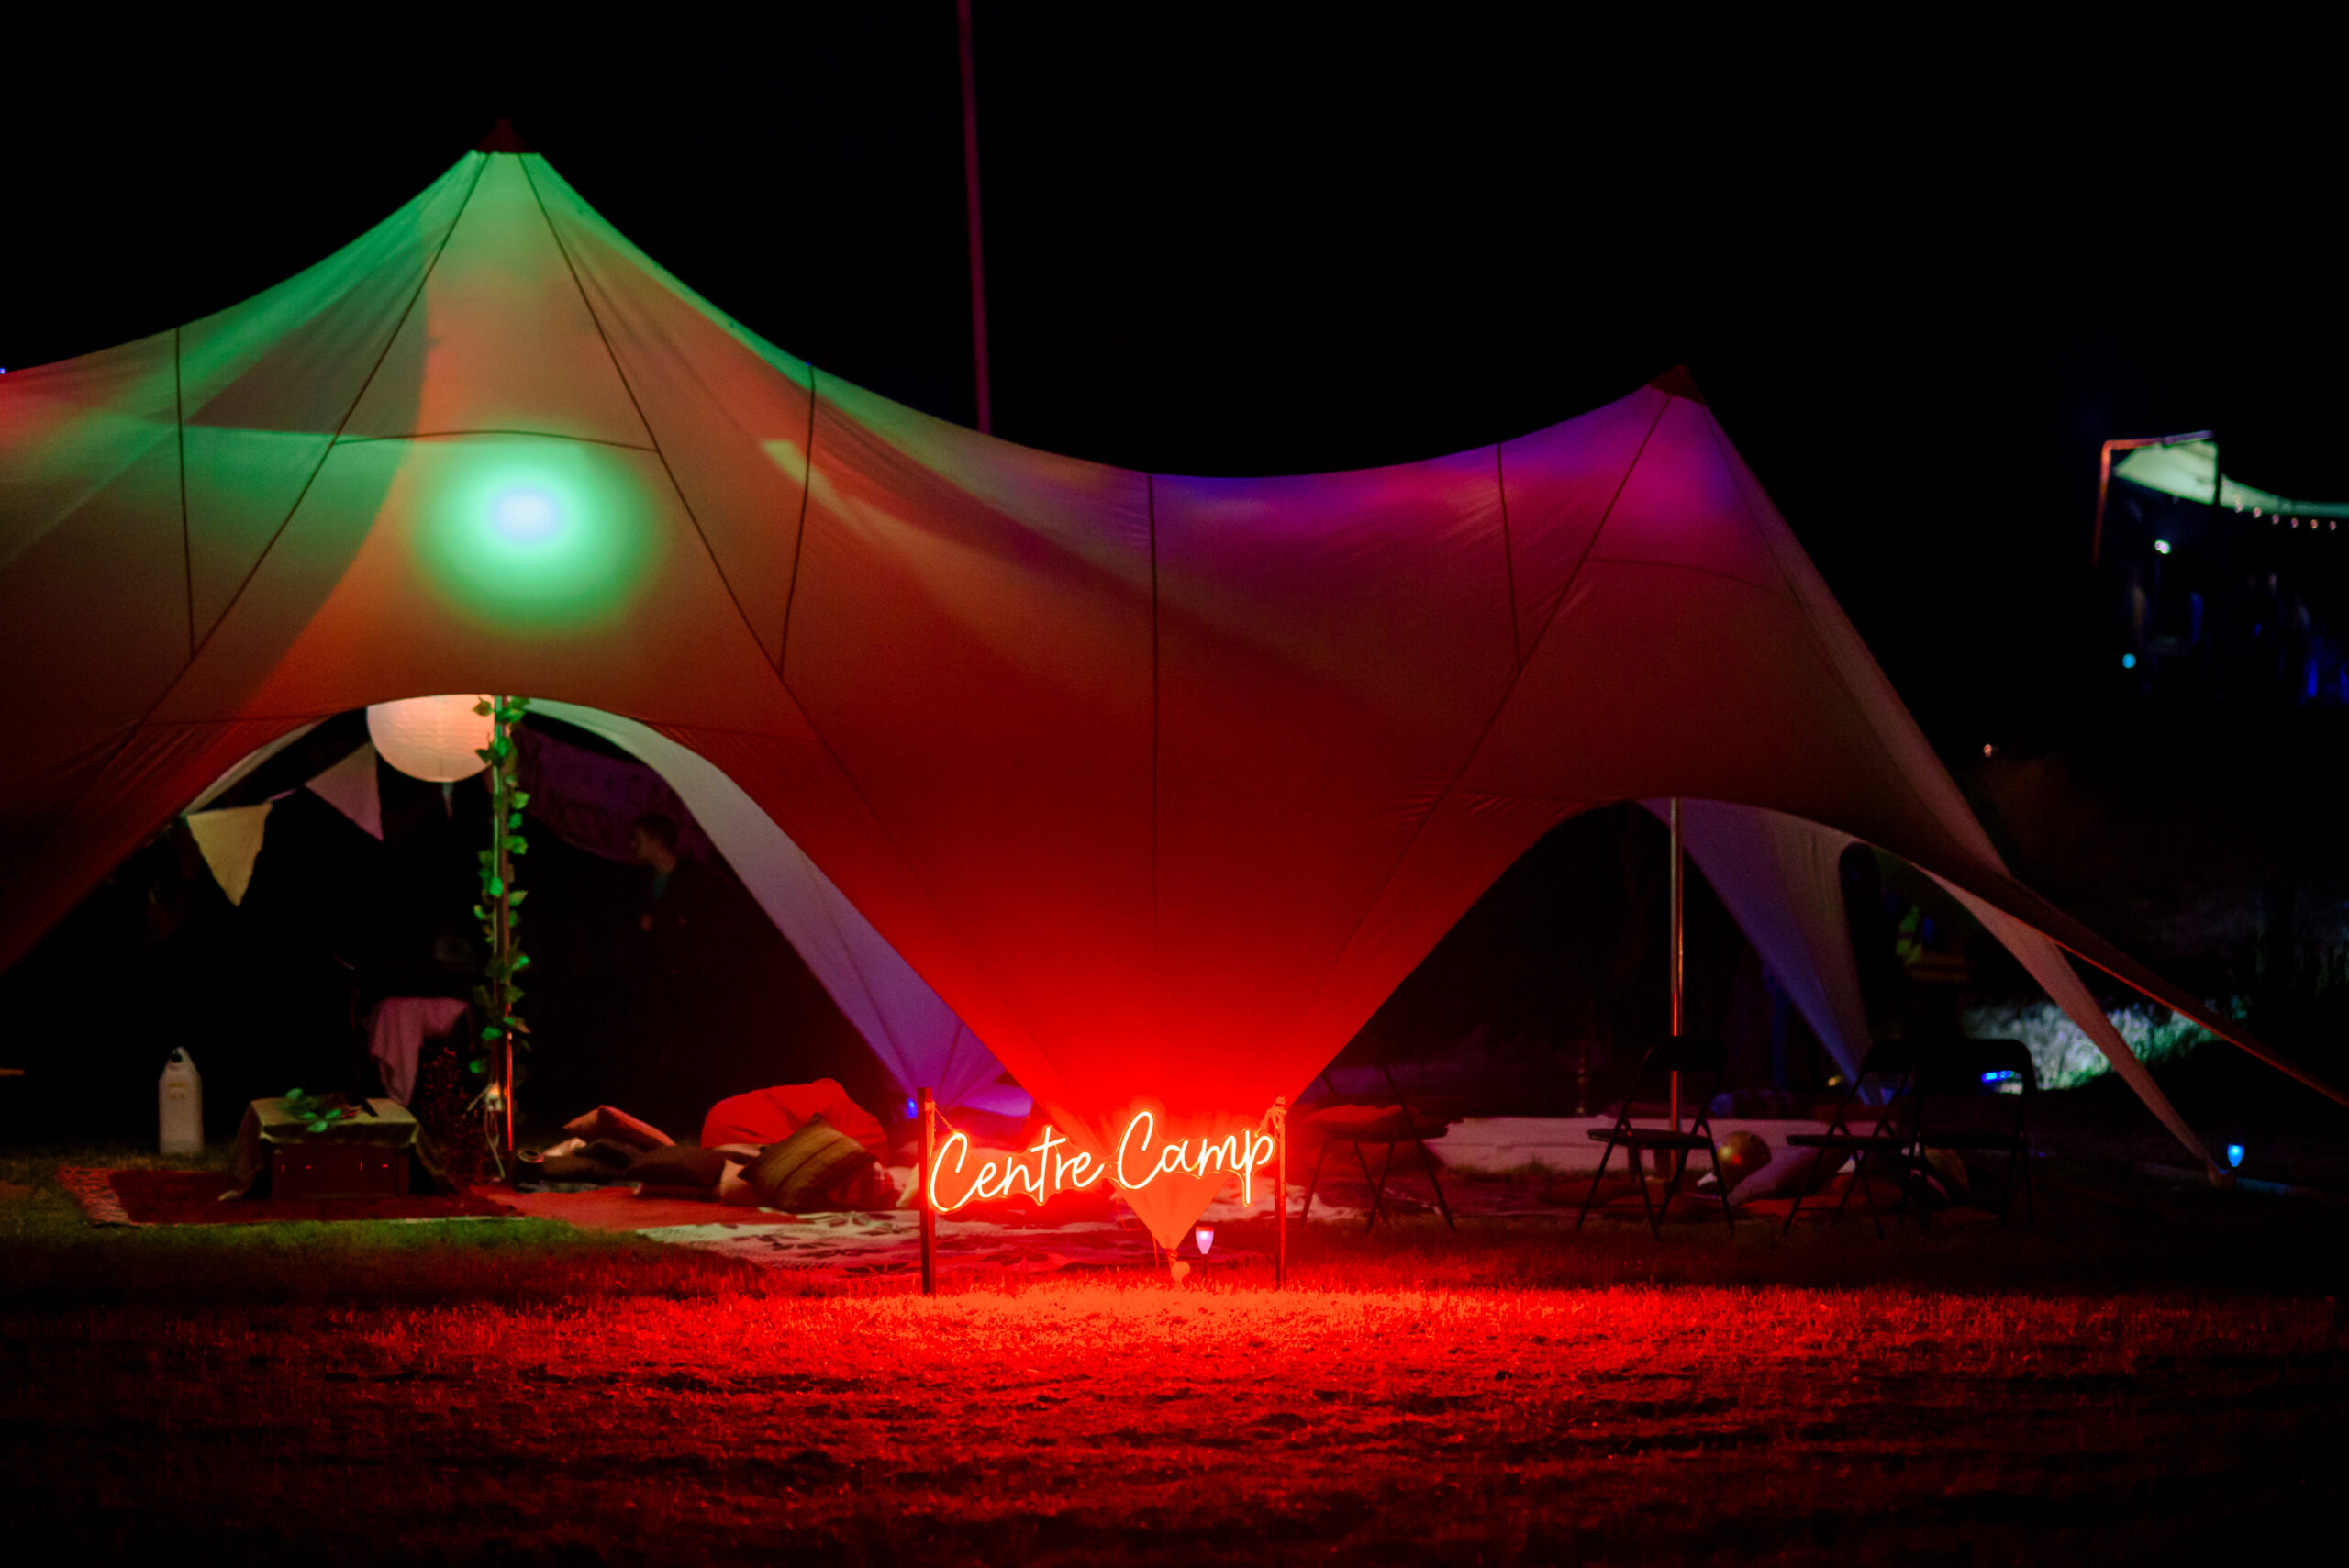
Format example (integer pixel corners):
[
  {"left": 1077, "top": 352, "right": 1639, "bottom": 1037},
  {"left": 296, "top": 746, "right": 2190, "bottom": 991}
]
[{"left": 410, "top": 438, "right": 663, "bottom": 630}]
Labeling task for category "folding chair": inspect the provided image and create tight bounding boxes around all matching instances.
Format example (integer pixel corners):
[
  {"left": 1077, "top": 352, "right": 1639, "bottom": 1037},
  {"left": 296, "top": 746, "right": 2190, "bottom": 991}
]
[
  {"left": 1782, "top": 1039, "right": 1922, "bottom": 1236},
  {"left": 1298, "top": 1062, "right": 1456, "bottom": 1232},
  {"left": 1908, "top": 1039, "right": 2037, "bottom": 1229},
  {"left": 1573, "top": 1037, "right": 1733, "bottom": 1237}
]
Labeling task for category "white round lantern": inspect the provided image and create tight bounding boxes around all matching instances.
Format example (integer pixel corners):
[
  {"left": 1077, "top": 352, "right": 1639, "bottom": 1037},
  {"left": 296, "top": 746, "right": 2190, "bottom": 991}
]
[{"left": 367, "top": 694, "right": 495, "bottom": 782}]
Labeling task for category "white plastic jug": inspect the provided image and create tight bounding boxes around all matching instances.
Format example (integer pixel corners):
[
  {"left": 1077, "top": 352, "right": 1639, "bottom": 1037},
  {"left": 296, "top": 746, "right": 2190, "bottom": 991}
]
[{"left": 159, "top": 1049, "right": 203, "bottom": 1155}]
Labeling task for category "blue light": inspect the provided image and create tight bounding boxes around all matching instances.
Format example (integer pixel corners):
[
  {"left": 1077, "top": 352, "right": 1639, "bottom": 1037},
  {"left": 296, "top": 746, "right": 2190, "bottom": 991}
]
[
  {"left": 2226, "top": 1142, "right": 2244, "bottom": 1169},
  {"left": 2121, "top": 653, "right": 2138, "bottom": 669},
  {"left": 904, "top": 1096, "right": 919, "bottom": 1120},
  {"left": 1980, "top": 1069, "right": 2020, "bottom": 1086},
  {"left": 492, "top": 488, "right": 560, "bottom": 543}
]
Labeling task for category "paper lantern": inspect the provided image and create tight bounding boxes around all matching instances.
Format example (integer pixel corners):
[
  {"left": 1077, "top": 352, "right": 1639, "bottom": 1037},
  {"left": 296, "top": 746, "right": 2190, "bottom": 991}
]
[{"left": 368, "top": 694, "right": 495, "bottom": 782}]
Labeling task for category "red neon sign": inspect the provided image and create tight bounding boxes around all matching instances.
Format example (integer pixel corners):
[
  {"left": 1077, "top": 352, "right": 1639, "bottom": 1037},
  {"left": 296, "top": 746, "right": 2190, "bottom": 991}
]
[{"left": 927, "top": 1111, "right": 1276, "bottom": 1213}]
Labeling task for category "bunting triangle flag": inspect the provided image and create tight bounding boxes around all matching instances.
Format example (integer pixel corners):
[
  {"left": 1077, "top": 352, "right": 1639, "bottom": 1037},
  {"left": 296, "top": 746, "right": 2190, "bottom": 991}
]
[
  {"left": 305, "top": 741, "right": 383, "bottom": 839},
  {"left": 185, "top": 803, "right": 273, "bottom": 906}
]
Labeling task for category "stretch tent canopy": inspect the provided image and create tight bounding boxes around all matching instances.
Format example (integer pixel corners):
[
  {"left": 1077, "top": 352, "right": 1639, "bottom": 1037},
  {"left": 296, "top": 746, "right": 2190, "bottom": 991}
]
[
  {"left": 4, "top": 141, "right": 2330, "bottom": 1246},
  {"left": 2116, "top": 438, "right": 2349, "bottom": 523}
]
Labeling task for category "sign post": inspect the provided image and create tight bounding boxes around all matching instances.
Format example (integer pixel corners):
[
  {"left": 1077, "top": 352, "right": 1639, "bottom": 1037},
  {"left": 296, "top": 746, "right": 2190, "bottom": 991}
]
[
  {"left": 1274, "top": 1096, "right": 1287, "bottom": 1290},
  {"left": 918, "top": 1087, "right": 937, "bottom": 1297}
]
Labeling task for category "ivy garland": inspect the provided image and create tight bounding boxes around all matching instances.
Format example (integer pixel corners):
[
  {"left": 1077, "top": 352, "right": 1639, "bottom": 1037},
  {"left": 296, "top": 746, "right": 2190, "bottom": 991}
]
[{"left": 470, "top": 696, "right": 532, "bottom": 1098}]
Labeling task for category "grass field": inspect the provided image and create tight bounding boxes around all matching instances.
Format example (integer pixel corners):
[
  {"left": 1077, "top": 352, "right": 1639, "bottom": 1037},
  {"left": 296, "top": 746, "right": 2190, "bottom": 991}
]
[{"left": 4, "top": 1147, "right": 2346, "bottom": 1564}]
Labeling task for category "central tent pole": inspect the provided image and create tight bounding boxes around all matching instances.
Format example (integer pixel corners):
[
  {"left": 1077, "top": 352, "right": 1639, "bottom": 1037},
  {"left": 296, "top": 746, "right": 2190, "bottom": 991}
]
[{"left": 918, "top": 1087, "right": 938, "bottom": 1296}]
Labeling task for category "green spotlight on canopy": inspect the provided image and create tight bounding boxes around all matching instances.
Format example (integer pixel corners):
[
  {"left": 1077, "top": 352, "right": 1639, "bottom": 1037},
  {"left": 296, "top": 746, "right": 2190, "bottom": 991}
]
[{"left": 411, "top": 438, "right": 663, "bottom": 632}]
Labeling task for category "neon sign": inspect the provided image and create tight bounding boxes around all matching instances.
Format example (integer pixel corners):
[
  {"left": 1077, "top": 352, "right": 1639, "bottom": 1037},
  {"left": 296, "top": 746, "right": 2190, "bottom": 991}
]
[{"left": 927, "top": 1111, "right": 1276, "bottom": 1213}]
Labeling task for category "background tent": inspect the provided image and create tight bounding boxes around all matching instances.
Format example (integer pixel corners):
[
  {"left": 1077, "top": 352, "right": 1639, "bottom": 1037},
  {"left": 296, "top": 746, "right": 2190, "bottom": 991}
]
[
  {"left": 3, "top": 143, "right": 2329, "bottom": 1246},
  {"left": 2116, "top": 438, "right": 2349, "bottom": 525}
]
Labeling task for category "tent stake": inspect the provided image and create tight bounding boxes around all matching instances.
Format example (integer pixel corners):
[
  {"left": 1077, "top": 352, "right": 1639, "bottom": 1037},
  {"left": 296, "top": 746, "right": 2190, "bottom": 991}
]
[{"left": 918, "top": 1088, "right": 937, "bottom": 1296}]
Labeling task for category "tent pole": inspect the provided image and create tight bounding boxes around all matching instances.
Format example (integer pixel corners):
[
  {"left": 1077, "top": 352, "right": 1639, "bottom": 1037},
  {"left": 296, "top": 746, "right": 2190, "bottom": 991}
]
[
  {"left": 1669, "top": 796, "right": 1685, "bottom": 1178},
  {"left": 956, "top": 0, "right": 992, "bottom": 435},
  {"left": 1274, "top": 1095, "right": 1287, "bottom": 1291},
  {"left": 918, "top": 1087, "right": 938, "bottom": 1296}
]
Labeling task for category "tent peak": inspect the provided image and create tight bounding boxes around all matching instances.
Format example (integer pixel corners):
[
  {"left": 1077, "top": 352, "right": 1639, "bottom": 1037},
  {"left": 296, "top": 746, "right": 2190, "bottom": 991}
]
[
  {"left": 1648, "top": 364, "right": 1707, "bottom": 405},
  {"left": 476, "top": 119, "right": 534, "bottom": 153}
]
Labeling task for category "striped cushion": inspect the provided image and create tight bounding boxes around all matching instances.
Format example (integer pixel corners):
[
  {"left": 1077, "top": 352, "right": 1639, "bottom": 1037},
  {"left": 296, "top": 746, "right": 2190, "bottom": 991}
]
[{"left": 744, "top": 1116, "right": 877, "bottom": 1210}]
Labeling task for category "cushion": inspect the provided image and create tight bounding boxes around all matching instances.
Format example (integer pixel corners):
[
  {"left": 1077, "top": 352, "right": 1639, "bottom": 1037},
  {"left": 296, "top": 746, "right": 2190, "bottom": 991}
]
[
  {"left": 562, "top": 1105, "right": 674, "bottom": 1151},
  {"left": 622, "top": 1144, "right": 730, "bottom": 1192},
  {"left": 744, "top": 1116, "right": 881, "bottom": 1211},
  {"left": 540, "top": 1153, "right": 626, "bottom": 1184},
  {"left": 701, "top": 1081, "right": 887, "bottom": 1162},
  {"left": 580, "top": 1139, "right": 641, "bottom": 1170}
]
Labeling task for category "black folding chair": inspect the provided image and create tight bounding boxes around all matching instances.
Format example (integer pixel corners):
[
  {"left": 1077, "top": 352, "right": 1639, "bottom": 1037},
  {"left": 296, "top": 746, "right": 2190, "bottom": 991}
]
[
  {"left": 1782, "top": 1039, "right": 1922, "bottom": 1236},
  {"left": 1574, "top": 1038, "right": 1733, "bottom": 1237},
  {"left": 1908, "top": 1039, "right": 2037, "bottom": 1229},
  {"left": 1298, "top": 1063, "right": 1456, "bottom": 1232}
]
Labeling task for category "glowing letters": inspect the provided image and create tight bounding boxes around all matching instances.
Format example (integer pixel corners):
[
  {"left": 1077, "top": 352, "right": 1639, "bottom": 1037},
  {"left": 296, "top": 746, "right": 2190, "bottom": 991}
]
[{"left": 927, "top": 1108, "right": 1276, "bottom": 1213}]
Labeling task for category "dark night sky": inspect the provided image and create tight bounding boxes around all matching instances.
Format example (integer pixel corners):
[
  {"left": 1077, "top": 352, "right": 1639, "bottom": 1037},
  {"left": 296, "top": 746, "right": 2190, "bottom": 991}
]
[{"left": 10, "top": 11, "right": 2342, "bottom": 749}]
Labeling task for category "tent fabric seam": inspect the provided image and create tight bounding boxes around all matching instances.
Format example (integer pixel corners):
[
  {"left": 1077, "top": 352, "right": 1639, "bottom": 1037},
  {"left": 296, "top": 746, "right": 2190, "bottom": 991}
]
[
  {"left": 331, "top": 428, "right": 658, "bottom": 453},
  {"left": 519, "top": 157, "right": 775, "bottom": 675},
  {"left": 1501, "top": 394, "right": 1671, "bottom": 685},
  {"left": 0, "top": 157, "right": 490, "bottom": 912},
  {"left": 1496, "top": 442, "right": 1521, "bottom": 668},
  {"left": 182, "top": 154, "right": 489, "bottom": 666},
  {"left": 778, "top": 364, "right": 818, "bottom": 675},
  {"left": 1280, "top": 396, "right": 1671, "bottom": 1038},
  {"left": 173, "top": 324, "right": 192, "bottom": 658}
]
